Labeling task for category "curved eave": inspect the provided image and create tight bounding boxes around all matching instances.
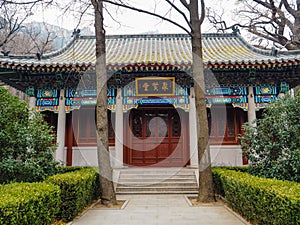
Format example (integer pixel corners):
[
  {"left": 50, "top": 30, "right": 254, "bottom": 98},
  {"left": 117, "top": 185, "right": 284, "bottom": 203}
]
[
  {"left": 207, "top": 59, "right": 300, "bottom": 70},
  {"left": 0, "top": 61, "right": 93, "bottom": 73},
  {"left": 1, "top": 59, "right": 299, "bottom": 73}
]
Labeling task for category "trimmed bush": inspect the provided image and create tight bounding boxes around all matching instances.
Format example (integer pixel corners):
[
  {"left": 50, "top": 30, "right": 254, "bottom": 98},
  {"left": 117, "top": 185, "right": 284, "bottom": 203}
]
[
  {"left": 212, "top": 168, "right": 300, "bottom": 225},
  {"left": 55, "top": 166, "right": 85, "bottom": 174},
  {"left": 0, "top": 182, "right": 61, "bottom": 225},
  {"left": 46, "top": 167, "right": 100, "bottom": 222},
  {"left": 213, "top": 166, "right": 248, "bottom": 172}
]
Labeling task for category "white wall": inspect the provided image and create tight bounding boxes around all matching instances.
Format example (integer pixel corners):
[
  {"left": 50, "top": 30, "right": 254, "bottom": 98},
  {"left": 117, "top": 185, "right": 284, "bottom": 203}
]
[
  {"left": 70, "top": 145, "right": 244, "bottom": 167},
  {"left": 210, "top": 145, "right": 243, "bottom": 166}
]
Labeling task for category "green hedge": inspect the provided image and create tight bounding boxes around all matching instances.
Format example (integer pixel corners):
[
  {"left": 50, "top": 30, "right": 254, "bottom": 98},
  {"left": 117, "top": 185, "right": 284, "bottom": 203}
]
[
  {"left": 212, "top": 167, "right": 300, "bottom": 225},
  {"left": 0, "top": 182, "right": 61, "bottom": 225},
  {"left": 55, "top": 166, "right": 86, "bottom": 174},
  {"left": 46, "top": 167, "right": 100, "bottom": 222},
  {"left": 218, "top": 166, "right": 249, "bottom": 172}
]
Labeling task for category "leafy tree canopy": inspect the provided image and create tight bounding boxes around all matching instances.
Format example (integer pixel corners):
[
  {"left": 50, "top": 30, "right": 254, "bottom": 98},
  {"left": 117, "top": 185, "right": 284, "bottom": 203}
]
[
  {"left": 240, "top": 91, "right": 300, "bottom": 182},
  {"left": 0, "top": 86, "right": 59, "bottom": 183}
]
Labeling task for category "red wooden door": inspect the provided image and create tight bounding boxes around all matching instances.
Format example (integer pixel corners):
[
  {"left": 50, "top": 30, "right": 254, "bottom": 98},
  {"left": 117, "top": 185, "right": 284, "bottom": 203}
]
[{"left": 124, "top": 106, "right": 189, "bottom": 167}]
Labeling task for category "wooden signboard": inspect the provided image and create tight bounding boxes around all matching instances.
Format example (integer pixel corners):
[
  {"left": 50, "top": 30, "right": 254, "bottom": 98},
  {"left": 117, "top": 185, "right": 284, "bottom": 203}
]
[{"left": 135, "top": 77, "right": 175, "bottom": 96}]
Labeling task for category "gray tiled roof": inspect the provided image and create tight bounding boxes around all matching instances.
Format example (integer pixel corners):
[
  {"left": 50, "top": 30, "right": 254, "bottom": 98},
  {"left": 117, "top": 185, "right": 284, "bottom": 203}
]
[{"left": 0, "top": 33, "right": 299, "bottom": 71}]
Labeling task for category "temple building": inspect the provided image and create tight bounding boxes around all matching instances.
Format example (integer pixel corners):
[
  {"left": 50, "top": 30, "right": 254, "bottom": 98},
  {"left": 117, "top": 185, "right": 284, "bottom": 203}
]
[{"left": 0, "top": 32, "right": 299, "bottom": 168}]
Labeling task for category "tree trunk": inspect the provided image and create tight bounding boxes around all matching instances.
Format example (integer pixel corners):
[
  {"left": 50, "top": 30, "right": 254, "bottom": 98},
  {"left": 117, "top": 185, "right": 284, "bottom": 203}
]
[
  {"left": 189, "top": 0, "right": 215, "bottom": 203},
  {"left": 92, "top": 0, "right": 117, "bottom": 206}
]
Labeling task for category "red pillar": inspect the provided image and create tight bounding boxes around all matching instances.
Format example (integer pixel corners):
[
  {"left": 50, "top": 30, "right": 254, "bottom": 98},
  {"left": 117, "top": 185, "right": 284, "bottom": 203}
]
[{"left": 66, "top": 113, "right": 73, "bottom": 166}]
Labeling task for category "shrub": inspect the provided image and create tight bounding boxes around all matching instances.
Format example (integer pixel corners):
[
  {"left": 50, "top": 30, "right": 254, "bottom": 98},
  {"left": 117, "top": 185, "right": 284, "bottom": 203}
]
[
  {"left": 0, "top": 182, "right": 61, "bottom": 225},
  {"left": 55, "top": 166, "right": 85, "bottom": 174},
  {"left": 240, "top": 92, "right": 300, "bottom": 182},
  {"left": 212, "top": 168, "right": 300, "bottom": 225},
  {"left": 46, "top": 167, "right": 100, "bottom": 222},
  {"left": 0, "top": 87, "right": 59, "bottom": 183}
]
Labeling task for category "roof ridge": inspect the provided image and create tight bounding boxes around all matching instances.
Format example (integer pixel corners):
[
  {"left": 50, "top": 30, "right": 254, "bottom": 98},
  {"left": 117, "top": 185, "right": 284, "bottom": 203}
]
[
  {"left": 234, "top": 33, "right": 272, "bottom": 56},
  {"left": 278, "top": 49, "right": 300, "bottom": 56},
  {"left": 42, "top": 35, "right": 78, "bottom": 60},
  {"left": 77, "top": 32, "right": 240, "bottom": 39}
]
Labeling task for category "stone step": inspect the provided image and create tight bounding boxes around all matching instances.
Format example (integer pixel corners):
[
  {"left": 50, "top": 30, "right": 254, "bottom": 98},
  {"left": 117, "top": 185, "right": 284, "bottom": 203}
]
[
  {"left": 116, "top": 186, "right": 198, "bottom": 194},
  {"left": 119, "top": 175, "right": 195, "bottom": 180},
  {"left": 118, "top": 178, "right": 196, "bottom": 183},
  {"left": 118, "top": 169, "right": 194, "bottom": 175},
  {"left": 117, "top": 190, "right": 199, "bottom": 194},
  {"left": 116, "top": 168, "right": 198, "bottom": 194},
  {"left": 118, "top": 182, "right": 198, "bottom": 187}
]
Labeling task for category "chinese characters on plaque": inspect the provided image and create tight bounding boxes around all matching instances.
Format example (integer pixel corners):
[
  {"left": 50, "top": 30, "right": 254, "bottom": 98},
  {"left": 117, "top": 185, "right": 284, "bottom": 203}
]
[{"left": 136, "top": 77, "right": 175, "bottom": 96}]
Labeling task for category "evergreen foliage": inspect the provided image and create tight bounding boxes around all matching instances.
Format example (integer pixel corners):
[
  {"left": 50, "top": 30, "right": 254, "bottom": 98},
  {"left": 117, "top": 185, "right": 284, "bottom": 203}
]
[
  {"left": 0, "top": 182, "right": 61, "bottom": 225},
  {"left": 0, "top": 167, "right": 99, "bottom": 224},
  {"left": 240, "top": 92, "right": 300, "bottom": 182},
  {"left": 46, "top": 167, "right": 100, "bottom": 222},
  {"left": 0, "top": 87, "right": 59, "bottom": 183},
  {"left": 212, "top": 168, "right": 300, "bottom": 225}
]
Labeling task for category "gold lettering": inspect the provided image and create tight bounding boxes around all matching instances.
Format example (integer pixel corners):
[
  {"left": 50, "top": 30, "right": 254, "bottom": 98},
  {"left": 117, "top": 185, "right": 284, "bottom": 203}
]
[
  {"left": 152, "top": 82, "right": 159, "bottom": 91},
  {"left": 142, "top": 82, "right": 150, "bottom": 91},
  {"left": 162, "top": 82, "right": 169, "bottom": 91}
]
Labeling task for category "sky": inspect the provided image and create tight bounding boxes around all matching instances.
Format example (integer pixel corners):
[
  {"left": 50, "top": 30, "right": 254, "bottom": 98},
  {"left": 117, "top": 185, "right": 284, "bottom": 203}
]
[{"left": 28, "top": 0, "right": 238, "bottom": 35}]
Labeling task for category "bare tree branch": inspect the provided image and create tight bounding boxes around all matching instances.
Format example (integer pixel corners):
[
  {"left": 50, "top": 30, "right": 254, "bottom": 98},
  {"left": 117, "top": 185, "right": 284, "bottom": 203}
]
[
  {"left": 103, "top": 0, "right": 192, "bottom": 35},
  {"left": 281, "top": 0, "right": 297, "bottom": 17},
  {"left": 74, "top": 3, "right": 91, "bottom": 30},
  {"left": 2, "top": 0, "right": 52, "bottom": 5},
  {"left": 165, "top": 0, "right": 192, "bottom": 30},
  {"left": 207, "top": 0, "right": 300, "bottom": 50},
  {"left": 199, "top": 0, "right": 205, "bottom": 25},
  {"left": 104, "top": 5, "right": 123, "bottom": 29},
  {"left": 179, "top": 0, "right": 188, "bottom": 10}
]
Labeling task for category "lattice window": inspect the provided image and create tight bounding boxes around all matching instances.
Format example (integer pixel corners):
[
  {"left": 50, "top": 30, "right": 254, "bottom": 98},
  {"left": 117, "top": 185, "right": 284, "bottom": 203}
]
[
  {"left": 227, "top": 108, "right": 235, "bottom": 137},
  {"left": 145, "top": 110, "right": 155, "bottom": 137},
  {"left": 131, "top": 109, "right": 143, "bottom": 138},
  {"left": 208, "top": 105, "right": 237, "bottom": 143},
  {"left": 157, "top": 110, "right": 168, "bottom": 137},
  {"left": 171, "top": 112, "right": 181, "bottom": 137},
  {"left": 108, "top": 110, "right": 115, "bottom": 139},
  {"left": 73, "top": 107, "right": 115, "bottom": 146}
]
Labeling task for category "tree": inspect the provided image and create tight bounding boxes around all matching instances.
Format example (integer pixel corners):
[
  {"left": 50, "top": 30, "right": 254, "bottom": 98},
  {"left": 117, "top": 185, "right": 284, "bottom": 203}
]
[
  {"left": 0, "top": 86, "right": 59, "bottom": 183},
  {"left": 188, "top": 0, "right": 215, "bottom": 202},
  {"left": 1, "top": 0, "right": 117, "bottom": 205},
  {"left": 4, "top": 0, "right": 216, "bottom": 203},
  {"left": 0, "top": 0, "right": 52, "bottom": 52},
  {"left": 240, "top": 92, "right": 300, "bottom": 182},
  {"left": 207, "top": 0, "right": 300, "bottom": 50},
  {"left": 103, "top": 0, "right": 215, "bottom": 202},
  {"left": 2, "top": 22, "right": 57, "bottom": 55},
  {"left": 0, "top": 1, "right": 30, "bottom": 51},
  {"left": 21, "top": 22, "right": 57, "bottom": 54},
  {"left": 91, "top": 0, "right": 117, "bottom": 206},
  {"left": 56, "top": 0, "right": 215, "bottom": 203}
]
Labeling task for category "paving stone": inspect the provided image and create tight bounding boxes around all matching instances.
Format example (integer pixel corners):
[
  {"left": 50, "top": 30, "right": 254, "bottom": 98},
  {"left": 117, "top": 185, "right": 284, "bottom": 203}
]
[{"left": 70, "top": 195, "right": 250, "bottom": 225}]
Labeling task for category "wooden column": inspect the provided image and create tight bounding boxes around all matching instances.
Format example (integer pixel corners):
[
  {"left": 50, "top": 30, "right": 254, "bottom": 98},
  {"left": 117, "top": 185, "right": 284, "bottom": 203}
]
[
  {"left": 189, "top": 87, "right": 199, "bottom": 168},
  {"left": 114, "top": 88, "right": 124, "bottom": 168},
  {"left": 247, "top": 86, "right": 257, "bottom": 126},
  {"left": 56, "top": 89, "right": 66, "bottom": 164},
  {"left": 66, "top": 113, "right": 73, "bottom": 166},
  {"left": 28, "top": 97, "right": 36, "bottom": 111}
]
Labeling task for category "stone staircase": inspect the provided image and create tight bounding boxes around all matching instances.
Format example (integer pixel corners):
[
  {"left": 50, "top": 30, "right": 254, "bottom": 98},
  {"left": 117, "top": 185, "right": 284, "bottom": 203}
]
[{"left": 115, "top": 168, "right": 198, "bottom": 194}]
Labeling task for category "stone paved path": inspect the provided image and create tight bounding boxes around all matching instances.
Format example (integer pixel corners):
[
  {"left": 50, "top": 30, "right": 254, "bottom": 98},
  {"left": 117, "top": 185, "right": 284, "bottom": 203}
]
[{"left": 70, "top": 195, "right": 250, "bottom": 225}]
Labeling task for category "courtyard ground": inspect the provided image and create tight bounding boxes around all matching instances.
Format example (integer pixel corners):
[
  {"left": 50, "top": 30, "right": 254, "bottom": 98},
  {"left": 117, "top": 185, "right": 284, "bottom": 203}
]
[{"left": 69, "top": 194, "right": 251, "bottom": 225}]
